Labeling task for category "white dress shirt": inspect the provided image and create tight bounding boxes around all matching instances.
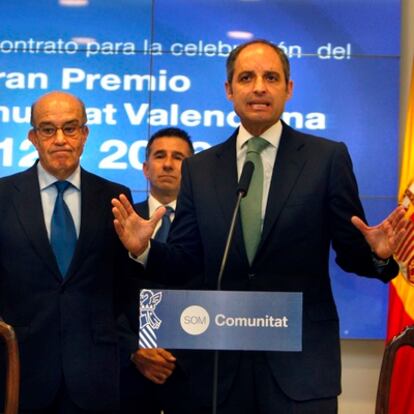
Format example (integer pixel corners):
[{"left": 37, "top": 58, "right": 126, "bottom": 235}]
[
  {"left": 147, "top": 194, "right": 177, "bottom": 235},
  {"left": 37, "top": 162, "right": 81, "bottom": 239},
  {"left": 135, "top": 194, "right": 176, "bottom": 264},
  {"left": 236, "top": 120, "right": 282, "bottom": 220}
]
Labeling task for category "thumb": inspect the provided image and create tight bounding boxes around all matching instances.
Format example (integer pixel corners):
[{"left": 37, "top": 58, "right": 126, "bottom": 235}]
[
  {"left": 351, "top": 216, "right": 369, "bottom": 235},
  {"left": 150, "top": 206, "right": 166, "bottom": 226}
]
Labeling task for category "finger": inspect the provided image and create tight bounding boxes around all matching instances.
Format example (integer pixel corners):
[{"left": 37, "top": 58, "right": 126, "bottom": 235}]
[
  {"left": 151, "top": 374, "right": 166, "bottom": 385},
  {"left": 157, "top": 348, "right": 176, "bottom": 362},
  {"left": 119, "top": 193, "right": 136, "bottom": 215},
  {"left": 141, "top": 370, "right": 163, "bottom": 384},
  {"left": 145, "top": 368, "right": 172, "bottom": 384},
  {"left": 158, "top": 372, "right": 172, "bottom": 383},
  {"left": 111, "top": 199, "right": 128, "bottom": 221},
  {"left": 112, "top": 208, "right": 124, "bottom": 226},
  {"left": 150, "top": 206, "right": 166, "bottom": 226},
  {"left": 394, "top": 219, "right": 410, "bottom": 247},
  {"left": 386, "top": 209, "right": 400, "bottom": 228},
  {"left": 396, "top": 217, "right": 410, "bottom": 236},
  {"left": 113, "top": 219, "right": 124, "bottom": 237},
  {"left": 136, "top": 350, "right": 174, "bottom": 370},
  {"left": 394, "top": 207, "right": 409, "bottom": 227},
  {"left": 388, "top": 206, "right": 408, "bottom": 227},
  {"left": 138, "top": 348, "right": 159, "bottom": 359},
  {"left": 151, "top": 365, "right": 174, "bottom": 376},
  {"left": 147, "top": 357, "right": 175, "bottom": 371},
  {"left": 154, "top": 369, "right": 173, "bottom": 383},
  {"left": 158, "top": 361, "right": 176, "bottom": 371},
  {"left": 394, "top": 228, "right": 408, "bottom": 250},
  {"left": 386, "top": 208, "right": 409, "bottom": 248}
]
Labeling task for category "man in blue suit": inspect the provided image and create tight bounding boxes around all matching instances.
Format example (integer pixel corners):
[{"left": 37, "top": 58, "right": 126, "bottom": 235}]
[
  {"left": 112, "top": 40, "right": 408, "bottom": 413},
  {"left": 0, "top": 91, "right": 139, "bottom": 413},
  {"left": 118, "top": 127, "right": 194, "bottom": 414}
]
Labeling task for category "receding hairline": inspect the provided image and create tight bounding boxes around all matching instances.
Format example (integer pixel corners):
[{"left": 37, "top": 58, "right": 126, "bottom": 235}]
[
  {"left": 226, "top": 39, "right": 290, "bottom": 84},
  {"left": 145, "top": 128, "right": 194, "bottom": 160},
  {"left": 30, "top": 91, "right": 88, "bottom": 126}
]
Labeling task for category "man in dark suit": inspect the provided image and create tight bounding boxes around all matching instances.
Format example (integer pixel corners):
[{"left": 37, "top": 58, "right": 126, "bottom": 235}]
[
  {"left": 117, "top": 127, "right": 194, "bottom": 414},
  {"left": 0, "top": 91, "right": 139, "bottom": 413},
  {"left": 112, "top": 40, "right": 407, "bottom": 413}
]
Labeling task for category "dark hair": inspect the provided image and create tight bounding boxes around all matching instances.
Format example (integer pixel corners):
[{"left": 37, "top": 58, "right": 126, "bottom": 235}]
[
  {"left": 146, "top": 127, "right": 194, "bottom": 160},
  {"left": 30, "top": 92, "right": 88, "bottom": 126},
  {"left": 226, "top": 39, "right": 290, "bottom": 85}
]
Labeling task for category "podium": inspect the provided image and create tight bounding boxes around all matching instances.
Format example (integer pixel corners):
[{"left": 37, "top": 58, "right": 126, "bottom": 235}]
[{"left": 139, "top": 289, "right": 302, "bottom": 352}]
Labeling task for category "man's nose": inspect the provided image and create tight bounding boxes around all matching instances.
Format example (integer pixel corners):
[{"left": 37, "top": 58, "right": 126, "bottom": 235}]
[
  {"left": 163, "top": 156, "right": 174, "bottom": 169},
  {"left": 54, "top": 128, "right": 67, "bottom": 144},
  {"left": 253, "top": 76, "right": 266, "bottom": 93}
]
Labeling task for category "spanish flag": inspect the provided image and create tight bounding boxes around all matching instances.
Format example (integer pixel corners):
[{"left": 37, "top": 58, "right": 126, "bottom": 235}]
[{"left": 386, "top": 59, "right": 414, "bottom": 414}]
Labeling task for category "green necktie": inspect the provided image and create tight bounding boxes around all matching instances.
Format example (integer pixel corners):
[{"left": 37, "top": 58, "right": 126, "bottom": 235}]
[{"left": 240, "top": 136, "right": 269, "bottom": 264}]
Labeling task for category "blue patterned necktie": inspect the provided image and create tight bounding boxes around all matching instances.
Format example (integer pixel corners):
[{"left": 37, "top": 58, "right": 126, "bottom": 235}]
[
  {"left": 51, "top": 181, "right": 77, "bottom": 277},
  {"left": 154, "top": 206, "right": 174, "bottom": 243}
]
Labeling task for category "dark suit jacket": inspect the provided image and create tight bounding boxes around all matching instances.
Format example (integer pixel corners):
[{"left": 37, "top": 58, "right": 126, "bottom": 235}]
[
  {"left": 0, "top": 162, "right": 137, "bottom": 411},
  {"left": 147, "top": 123, "right": 399, "bottom": 405},
  {"left": 117, "top": 199, "right": 168, "bottom": 413},
  {"left": 117, "top": 200, "right": 150, "bottom": 361},
  {"left": 135, "top": 199, "right": 150, "bottom": 218}
]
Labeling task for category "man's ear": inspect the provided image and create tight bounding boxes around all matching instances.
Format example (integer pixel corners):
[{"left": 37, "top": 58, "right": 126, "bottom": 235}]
[
  {"left": 83, "top": 125, "right": 90, "bottom": 137},
  {"left": 286, "top": 79, "right": 294, "bottom": 101},
  {"left": 225, "top": 81, "right": 233, "bottom": 101},
  {"left": 80, "top": 125, "right": 89, "bottom": 146},
  {"left": 28, "top": 129, "right": 39, "bottom": 149},
  {"left": 143, "top": 161, "right": 149, "bottom": 179}
]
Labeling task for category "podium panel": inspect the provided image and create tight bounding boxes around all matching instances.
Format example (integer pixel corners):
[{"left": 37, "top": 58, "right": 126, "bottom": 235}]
[{"left": 139, "top": 289, "right": 302, "bottom": 351}]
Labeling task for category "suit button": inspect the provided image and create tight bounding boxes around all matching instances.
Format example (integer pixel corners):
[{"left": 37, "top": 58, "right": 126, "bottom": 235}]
[{"left": 248, "top": 273, "right": 255, "bottom": 279}]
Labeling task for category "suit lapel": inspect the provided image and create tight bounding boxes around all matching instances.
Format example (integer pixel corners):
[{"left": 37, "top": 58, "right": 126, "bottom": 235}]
[
  {"left": 64, "top": 169, "right": 106, "bottom": 281},
  {"left": 213, "top": 131, "right": 247, "bottom": 261},
  {"left": 10, "top": 164, "right": 62, "bottom": 279},
  {"left": 134, "top": 200, "right": 149, "bottom": 219},
  {"left": 259, "top": 124, "right": 307, "bottom": 252}
]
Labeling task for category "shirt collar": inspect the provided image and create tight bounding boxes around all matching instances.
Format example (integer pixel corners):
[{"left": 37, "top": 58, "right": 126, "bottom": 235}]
[
  {"left": 37, "top": 162, "right": 81, "bottom": 191},
  {"left": 236, "top": 120, "right": 283, "bottom": 152},
  {"left": 147, "top": 193, "right": 177, "bottom": 216}
]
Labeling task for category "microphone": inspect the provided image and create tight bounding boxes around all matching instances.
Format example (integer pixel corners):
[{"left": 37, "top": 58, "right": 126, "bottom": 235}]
[
  {"left": 212, "top": 161, "right": 255, "bottom": 414},
  {"left": 237, "top": 161, "right": 254, "bottom": 197},
  {"left": 217, "top": 161, "right": 255, "bottom": 290}
]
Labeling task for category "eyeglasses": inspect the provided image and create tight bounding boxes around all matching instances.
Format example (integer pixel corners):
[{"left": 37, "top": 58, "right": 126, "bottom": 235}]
[{"left": 34, "top": 124, "right": 86, "bottom": 139}]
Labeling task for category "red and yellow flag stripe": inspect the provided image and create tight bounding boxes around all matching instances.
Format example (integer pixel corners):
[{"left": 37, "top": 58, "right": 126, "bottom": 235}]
[{"left": 386, "top": 58, "right": 414, "bottom": 414}]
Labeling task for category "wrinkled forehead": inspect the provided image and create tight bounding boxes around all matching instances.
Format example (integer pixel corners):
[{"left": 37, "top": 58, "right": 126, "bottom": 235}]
[
  {"left": 235, "top": 44, "right": 284, "bottom": 72},
  {"left": 32, "top": 94, "right": 84, "bottom": 125},
  {"left": 147, "top": 136, "right": 193, "bottom": 159}
]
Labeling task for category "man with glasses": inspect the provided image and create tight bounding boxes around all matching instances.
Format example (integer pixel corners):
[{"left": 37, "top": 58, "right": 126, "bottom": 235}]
[{"left": 0, "top": 91, "right": 139, "bottom": 413}]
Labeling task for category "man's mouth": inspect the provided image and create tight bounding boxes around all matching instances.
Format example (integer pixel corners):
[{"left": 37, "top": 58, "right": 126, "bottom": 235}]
[
  {"left": 249, "top": 102, "right": 270, "bottom": 110},
  {"left": 51, "top": 149, "right": 71, "bottom": 155}
]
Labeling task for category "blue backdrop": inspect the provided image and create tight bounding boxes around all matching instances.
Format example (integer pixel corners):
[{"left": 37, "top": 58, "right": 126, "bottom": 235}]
[{"left": 0, "top": 0, "right": 400, "bottom": 338}]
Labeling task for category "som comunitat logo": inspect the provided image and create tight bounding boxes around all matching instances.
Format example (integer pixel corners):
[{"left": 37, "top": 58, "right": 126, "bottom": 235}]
[
  {"left": 180, "top": 304, "right": 291, "bottom": 336},
  {"left": 180, "top": 305, "right": 210, "bottom": 335}
]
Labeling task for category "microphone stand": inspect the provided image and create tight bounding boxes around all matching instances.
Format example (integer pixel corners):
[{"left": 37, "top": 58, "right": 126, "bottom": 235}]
[{"left": 211, "top": 161, "right": 254, "bottom": 414}]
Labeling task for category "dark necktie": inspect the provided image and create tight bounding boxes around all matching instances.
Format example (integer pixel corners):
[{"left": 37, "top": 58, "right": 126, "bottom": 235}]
[
  {"left": 51, "top": 181, "right": 77, "bottom": 277},
  {"left": 154, "top": 206, "right": 174, "bottom": 243},
  {"left": 240, "top": 137, "right": 269, "bottom": 264}
]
